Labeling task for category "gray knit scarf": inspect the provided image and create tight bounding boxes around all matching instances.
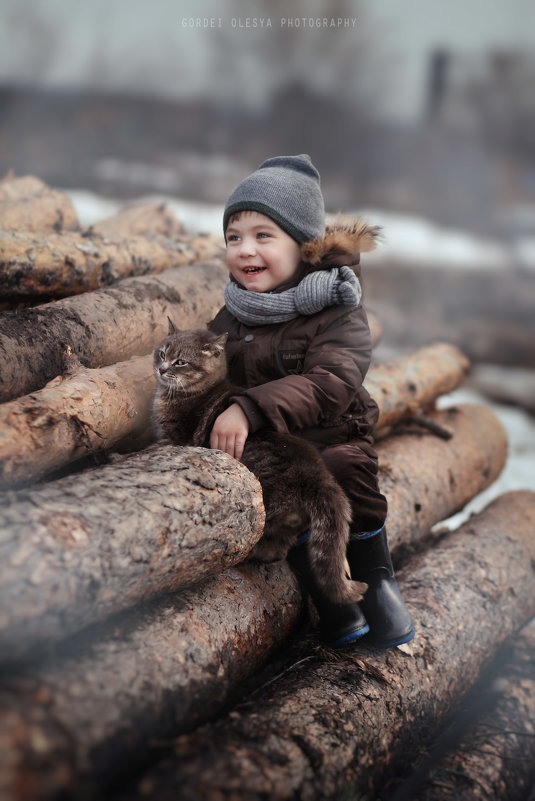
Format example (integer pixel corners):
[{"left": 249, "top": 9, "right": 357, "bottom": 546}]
[{"left": 224, "top": 266, "right": 362, "bottom": 326}]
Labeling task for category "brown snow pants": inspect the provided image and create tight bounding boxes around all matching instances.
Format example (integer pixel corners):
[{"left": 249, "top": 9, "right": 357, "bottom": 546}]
[{"left": 320, "top": 437, "right": 388, "bottom": 534}]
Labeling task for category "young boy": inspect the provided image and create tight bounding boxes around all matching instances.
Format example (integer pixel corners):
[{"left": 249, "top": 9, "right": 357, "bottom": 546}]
[{"left": 208, "top": 154, "right": 414, "bottom": 648}]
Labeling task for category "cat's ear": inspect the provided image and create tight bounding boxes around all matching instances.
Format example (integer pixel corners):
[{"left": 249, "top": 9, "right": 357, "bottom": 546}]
[
  {"left": 167, "top": 317, "right": 179, "bottom": 335},
  {"left": 202, "top": 332, "right": 228, "bottom": 358},
  {"left": 214, "top": 332, "right": 228, "bottom": 349}
]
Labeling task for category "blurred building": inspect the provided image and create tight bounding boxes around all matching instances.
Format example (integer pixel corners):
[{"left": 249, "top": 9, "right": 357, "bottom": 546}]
[{"left": 0, "top": 0, "right": 534, "bottom": 234}]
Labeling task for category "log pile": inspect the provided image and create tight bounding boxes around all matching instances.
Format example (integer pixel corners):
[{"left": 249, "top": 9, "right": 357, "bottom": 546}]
[
  {"left": 109, "top": 491, "right": 535, "bottom": 801},
  {"left": 391, "top": 619, "right": 535, "bottom": 801},
  {"left": 0, "top": 175, "right": 79, "bottom": 232},
  {"left": 0, "top": 177, "right": 531, "bottom": 801}
]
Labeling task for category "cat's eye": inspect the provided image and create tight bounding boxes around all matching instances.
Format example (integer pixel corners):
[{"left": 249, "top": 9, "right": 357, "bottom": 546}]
[
  {"left": 158, "top": 350, "right": 165, "bottom": 360},
  {"left": 173, "top": 359, "right": 188, "bottom": 367}
]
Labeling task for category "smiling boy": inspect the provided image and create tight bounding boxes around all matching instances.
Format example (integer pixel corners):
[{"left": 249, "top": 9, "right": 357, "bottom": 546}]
[{"left": 208, "top": 154, "right": 415, "bottom": 648}]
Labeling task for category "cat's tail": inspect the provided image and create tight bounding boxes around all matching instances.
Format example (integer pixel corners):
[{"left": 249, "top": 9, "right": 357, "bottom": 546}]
[{"left": 304, "top": 472, "right": 367, "bottom": 605}]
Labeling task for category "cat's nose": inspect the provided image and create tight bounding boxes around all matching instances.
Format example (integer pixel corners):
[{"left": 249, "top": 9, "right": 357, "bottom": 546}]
[{"left": 159, "top": 366, "right": 168, "bottom": 375}]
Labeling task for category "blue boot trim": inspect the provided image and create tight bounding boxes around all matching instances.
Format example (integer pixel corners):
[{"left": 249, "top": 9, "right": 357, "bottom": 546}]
[
  {"left": 294, "top": 530, "right": 311, "bottom": 547},
  {"left": 350, "top": 522, "right": 386, "bottom": 541},
  {"left": 327, "top": 622, "right": 370, "bottom": 648}
]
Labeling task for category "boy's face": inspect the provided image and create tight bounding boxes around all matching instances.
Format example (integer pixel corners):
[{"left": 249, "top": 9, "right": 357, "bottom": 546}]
[{"left": 226, "top": 211, "right": 302, "bottom": 293}]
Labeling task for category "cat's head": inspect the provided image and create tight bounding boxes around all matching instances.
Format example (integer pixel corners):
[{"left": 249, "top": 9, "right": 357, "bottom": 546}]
[{"left": 153, "top": 318, "right": 228, "bottom": 396}]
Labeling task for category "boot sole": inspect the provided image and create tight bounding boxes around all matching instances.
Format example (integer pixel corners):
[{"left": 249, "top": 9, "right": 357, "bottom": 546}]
[
  {"left": 367, "top": 627, "right": 416, "bottom": 648},
  {"left": 326, "top": 622, "right": 370, "bottom": 648}
]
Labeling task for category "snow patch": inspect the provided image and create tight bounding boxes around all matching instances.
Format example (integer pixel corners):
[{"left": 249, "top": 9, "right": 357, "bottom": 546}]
[{"left": 357, "top": 208, "right": 508, "bottom": 270}]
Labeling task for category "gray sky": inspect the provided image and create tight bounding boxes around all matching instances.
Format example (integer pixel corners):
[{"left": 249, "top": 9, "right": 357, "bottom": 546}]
[{"left": 1, "top": 0, "right": 534, "bottom": 122}]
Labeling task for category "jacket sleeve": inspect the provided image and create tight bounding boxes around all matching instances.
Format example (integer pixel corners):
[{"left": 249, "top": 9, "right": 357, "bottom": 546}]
[{"left": 233, "top": 306, "right": 372, "bottom": 434}]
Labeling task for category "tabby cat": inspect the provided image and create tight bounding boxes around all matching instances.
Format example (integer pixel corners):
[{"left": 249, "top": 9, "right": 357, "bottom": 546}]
[{"left": 152, "top": 320, "right": 366, "bottom": 605}]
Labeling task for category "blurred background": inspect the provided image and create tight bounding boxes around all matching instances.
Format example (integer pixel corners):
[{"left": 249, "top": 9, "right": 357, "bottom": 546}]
[
  {"left": 2, "top": 0, "right": 535, "bottom": 230},
  {"left": 1, "top": 0, "right": 535, "bottom": 380}
]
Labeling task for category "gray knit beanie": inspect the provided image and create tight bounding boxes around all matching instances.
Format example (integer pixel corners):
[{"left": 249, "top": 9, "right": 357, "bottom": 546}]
[{"left": 223, "top": 154, "right": 325, "bottom": 243}]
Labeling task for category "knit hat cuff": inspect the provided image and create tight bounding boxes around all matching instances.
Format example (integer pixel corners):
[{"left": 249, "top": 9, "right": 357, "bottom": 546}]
[{"left": 224, "top": 201, "right": 311, "bottom": 244}]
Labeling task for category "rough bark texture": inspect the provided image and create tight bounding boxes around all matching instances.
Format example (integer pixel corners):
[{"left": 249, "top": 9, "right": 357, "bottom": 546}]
[
  {"left": 0, "top": 562, "right": 303, "bottom": 801},
  {"left": 0, "top": 175, "right": 79, "bottom": 232},
  {"left": 0, "top": 353, "right": 155, "bottom": 488},
  {"left": 0, "top": 405, "right": 508, "bottom": 799},
  {"left": 0, "top": 445, "right": 265, "bottom": 663},
  {"left": 410, "top": 620, "right": 535, "bottom": 801},
  {"left": 377, "top": 403, "right": 507, "bottom": 555},
  {"left": 0, "top": 228, "right": 225, "bottom": 299},
  {"left": 365, "top": 342, "right": 470, "bottom": 430},
  {"left": 112, "top": 490, "right": 535, "bottom": 801},
  {"left": 87, "top": 201, "right": 186, "bottom": 238},
  {"left": 0, "top": 341, "right": 469, "bottom": 489},
  {"left": 0, "top": 258, "right": 227, "bottom": 403}
]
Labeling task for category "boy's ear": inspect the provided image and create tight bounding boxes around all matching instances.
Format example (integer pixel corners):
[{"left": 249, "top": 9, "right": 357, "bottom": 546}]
[{"left": 167, "top": 316, "right": 179, "bottom": 335}]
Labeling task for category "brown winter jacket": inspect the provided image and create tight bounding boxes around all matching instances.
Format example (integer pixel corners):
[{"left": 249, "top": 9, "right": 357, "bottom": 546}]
[{"left": 208, "top": 218, "right": 381, "bottom": 451}]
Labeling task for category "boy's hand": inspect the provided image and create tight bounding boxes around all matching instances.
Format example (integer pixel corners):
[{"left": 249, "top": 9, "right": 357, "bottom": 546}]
[{"left": 210, "top": 403, "right": 249, "bottom": 460}]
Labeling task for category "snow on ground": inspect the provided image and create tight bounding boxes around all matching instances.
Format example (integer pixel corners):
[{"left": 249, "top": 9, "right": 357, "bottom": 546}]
[
  {"left": 67, "top": 188, "right": 535, "bottom": 272},
  {"left": 357, "top": 208, "right": 511, "bottom": 271},
  {"left": 67, "top": 189, "right": 225, "bottom": 237},
  {"left": 65, "top": 188, "right": 535, "bottom": 530}
]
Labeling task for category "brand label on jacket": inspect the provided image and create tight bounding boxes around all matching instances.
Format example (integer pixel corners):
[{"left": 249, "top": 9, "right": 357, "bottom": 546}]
[{"left": 279, "top": 349, "right": 305, "bottom": 375}]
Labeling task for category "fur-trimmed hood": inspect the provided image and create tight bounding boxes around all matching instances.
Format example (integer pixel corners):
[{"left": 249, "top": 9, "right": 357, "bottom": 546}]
[{"left": 300, "top": 217, "right": 381, "bottom": 271}]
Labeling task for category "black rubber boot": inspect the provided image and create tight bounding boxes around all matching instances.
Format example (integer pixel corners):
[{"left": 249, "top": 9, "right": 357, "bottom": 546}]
[
  {"left": 287, "top": 534, "right": 369, "bottom": 648},
  {"left": 347, "top": 525, "right": 415, "bottom": 648}
]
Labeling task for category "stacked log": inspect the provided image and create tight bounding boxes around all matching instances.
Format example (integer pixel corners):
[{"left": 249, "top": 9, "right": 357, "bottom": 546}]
[
  {"left": 392, "top": 620, "right": 535, "bottom": 801},
  {"left": 87, "top": 201, "right": 187, "bottom": 238},
  {"left": 108, "top": 491, "right": 535, "bottom": 801},
  {"left": 0, "top": 562, "right": 304, "bottom": 801},
  {"left": 0, "top": 445, "right": 265, "bottom": 663},
  {"left": 0, "top": 179, "right": 527, "bottom": 801},
  {"left": 0, "top": 405, "right": 508, "bottom": 798},
  {"left": 0, "top": 259, "right": 228, "bottom": 403},
  {"left": 0, "top": 174, "right": 79, "bottom": 232},
  {"left": 0, "top": 228, "right": 225, "bottom": 299}
]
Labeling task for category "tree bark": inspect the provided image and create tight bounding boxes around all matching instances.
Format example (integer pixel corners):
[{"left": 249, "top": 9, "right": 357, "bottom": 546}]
[
  {"left": 0, "top": 405, "right": 508, "bottom": 800},
  {"left": 0, "top": 445, "right": 265, "bottom": 664},
  {"left": 0, "top": 353, "right": 156, "bottom": 488},
  {"left": 0, "top": 258, "right": 227, "bottom": 403},
  {"left": 0, "top": 175, "right": 79, "bottom": 232},
  {"left": 87, "top": 201, "right": 186, "bottom": 238},
  {"left": 402, "top": 620, "right": 535, "bottom": 801},
  {"left": 0, "top": 228, "right": 225, "bottom": 299},
  {"left": 377, "top": 403, "right": 507, "bottom": 555},
  {"left": 0, "top": 561, "right": 304, "bottom": 801},
  {"left": 110, "top": 490, "right": 535, "bottom": 801},
  {"left": 365, "top": 342, "right": 470, "bottom": 431},
  {"left": 0, "top": 341, "right": 470, "bottom": 489}
]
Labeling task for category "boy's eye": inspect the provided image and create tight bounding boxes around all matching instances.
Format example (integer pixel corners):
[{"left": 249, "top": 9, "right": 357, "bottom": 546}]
[
  {"left": 257, "top": 232, "right": 270, "bottom": 239},
  {"left": 173, "top": 358, "right": 188, "bottom": 367},
  {"left": 227, "top": 234, "right": 240, "bottom": 242}
]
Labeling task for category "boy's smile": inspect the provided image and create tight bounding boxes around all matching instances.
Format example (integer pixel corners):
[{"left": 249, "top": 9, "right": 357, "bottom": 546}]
[{"left": 226, "top": 211, "right": 302, "bottom": 293}]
